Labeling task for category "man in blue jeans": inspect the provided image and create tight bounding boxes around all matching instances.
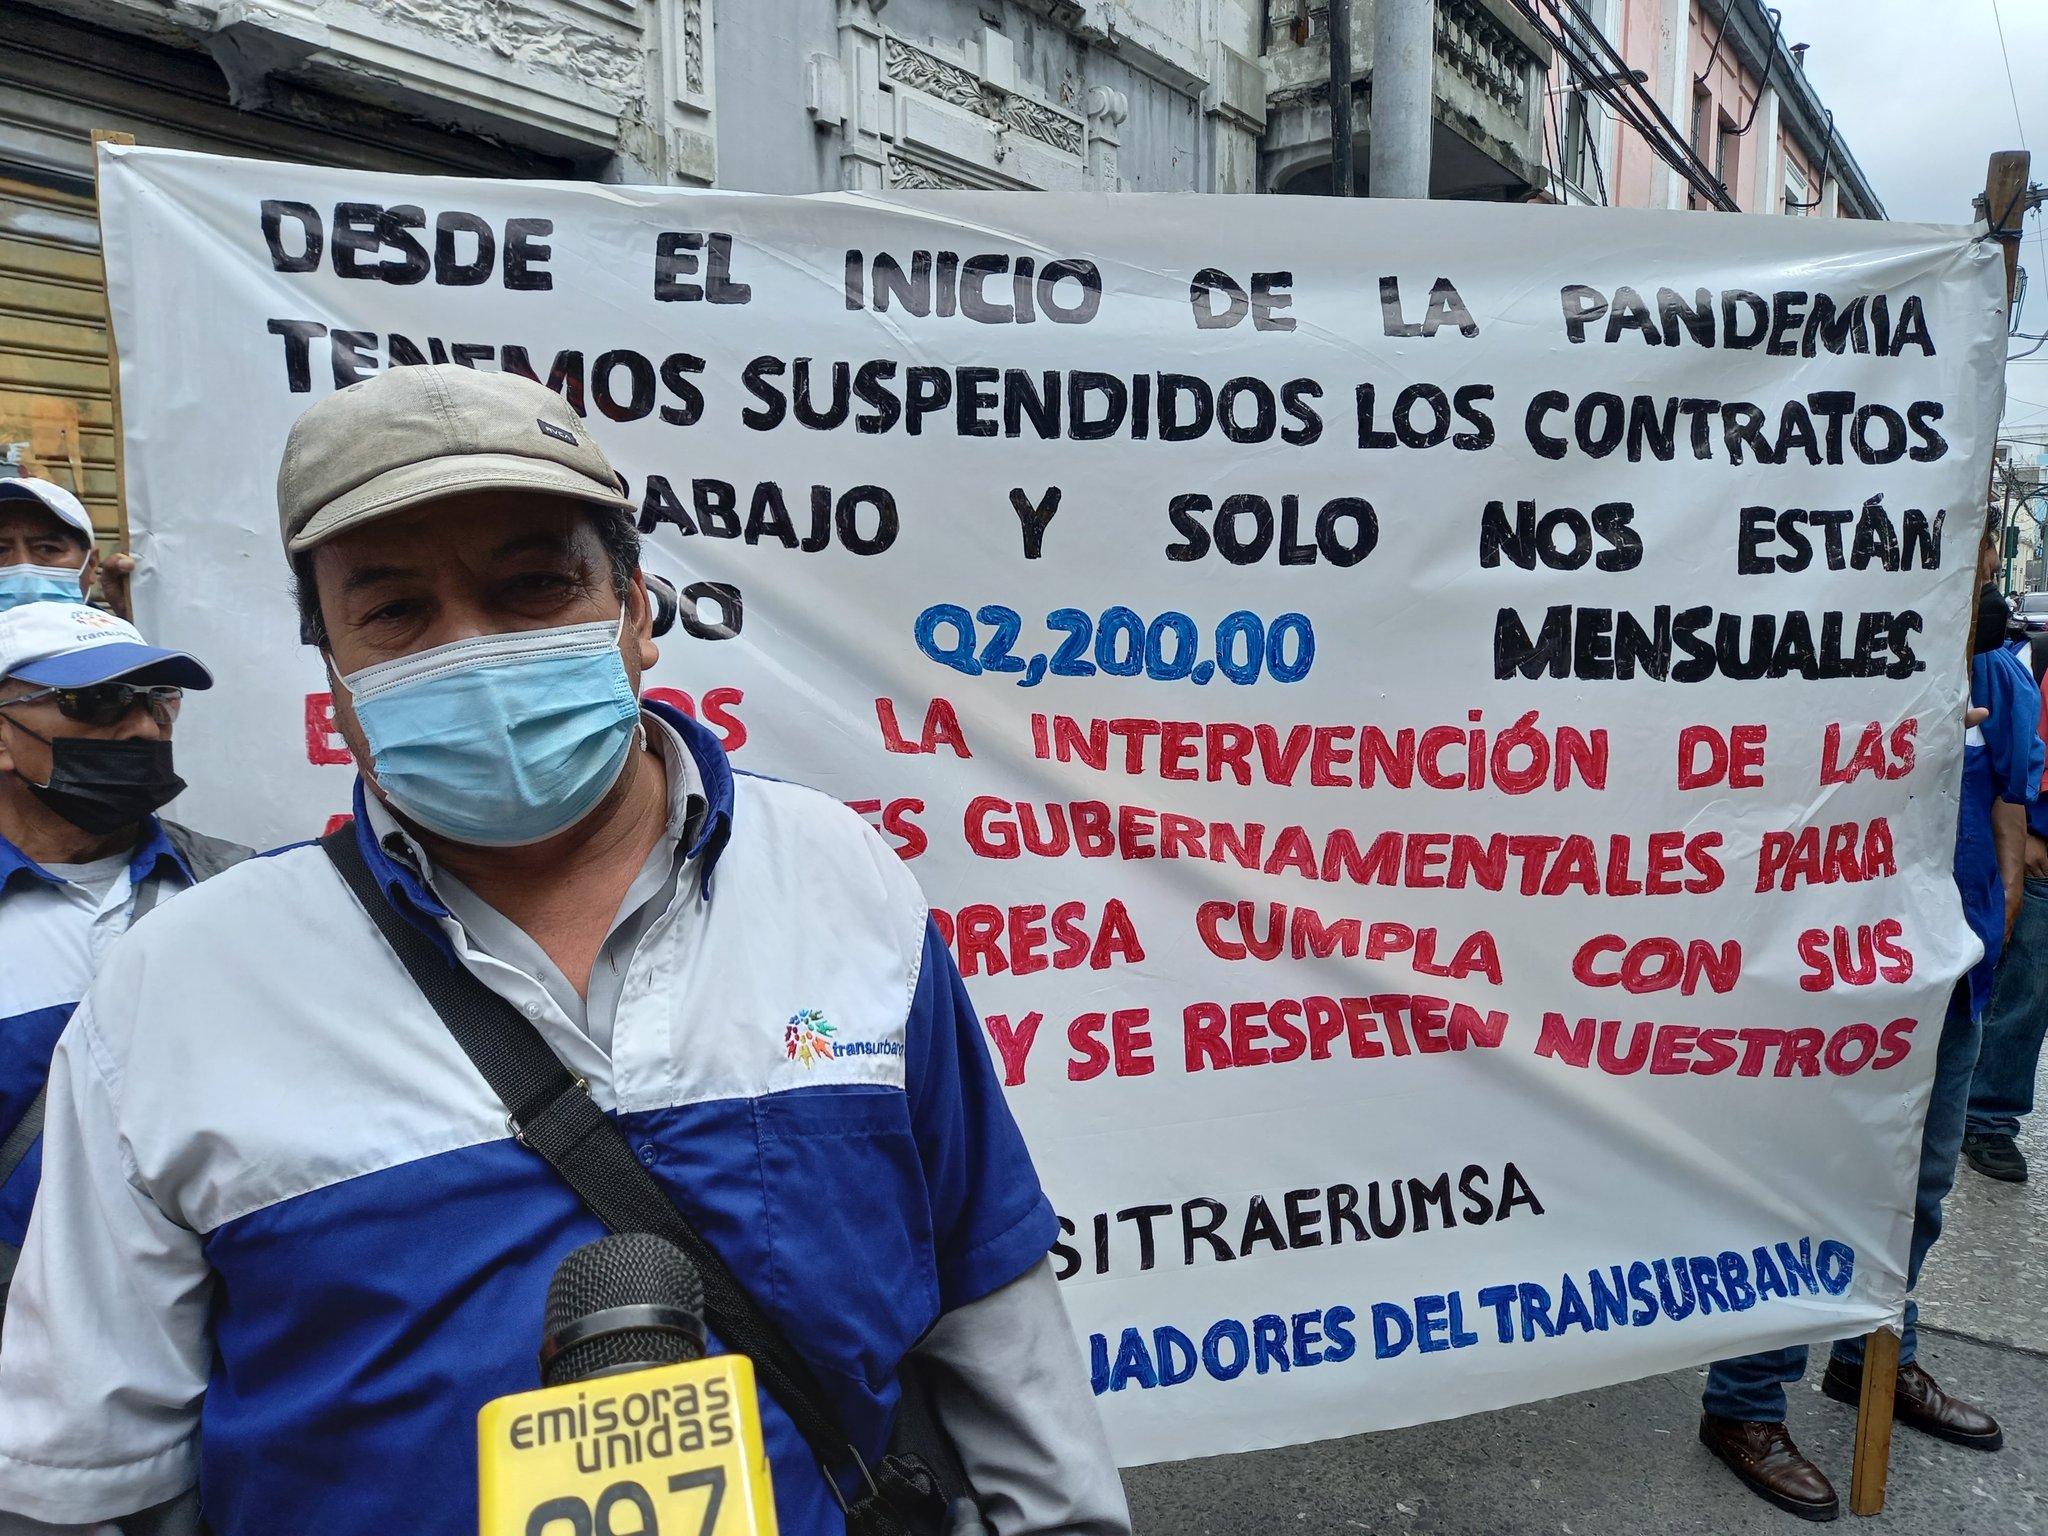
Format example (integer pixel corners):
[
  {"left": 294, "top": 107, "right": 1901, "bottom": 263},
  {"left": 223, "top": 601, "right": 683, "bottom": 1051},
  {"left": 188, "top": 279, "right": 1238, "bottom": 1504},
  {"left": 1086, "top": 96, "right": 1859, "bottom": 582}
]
[
  {"left": 1696, "top": 569, "right": 2038, "bottom": 1522},
  {"left": 1963, "top": 633, "right": 2048, "bottom": 1183}
]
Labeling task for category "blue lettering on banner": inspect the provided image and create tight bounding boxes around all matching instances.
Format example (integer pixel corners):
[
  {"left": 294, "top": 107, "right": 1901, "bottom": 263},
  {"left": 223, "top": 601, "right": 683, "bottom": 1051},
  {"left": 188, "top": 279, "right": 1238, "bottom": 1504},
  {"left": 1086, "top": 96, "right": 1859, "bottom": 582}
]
[
  {"left": 832, "top": 1039, "right": 904, "bottom": 1057},
  {"left": 914, "top": 602, "right": 1316, "bottom": 690},
  {"left": 1086, "top": 1235, "right": 1855, "bottom": 1394}
]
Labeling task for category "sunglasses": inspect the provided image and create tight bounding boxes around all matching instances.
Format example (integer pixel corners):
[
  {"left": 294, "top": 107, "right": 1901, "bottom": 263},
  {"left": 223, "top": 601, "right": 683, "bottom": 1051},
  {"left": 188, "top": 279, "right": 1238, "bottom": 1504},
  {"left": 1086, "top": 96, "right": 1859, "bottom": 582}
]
[{"left": 2, "top": 682, "right": 184, "bottom": 727}]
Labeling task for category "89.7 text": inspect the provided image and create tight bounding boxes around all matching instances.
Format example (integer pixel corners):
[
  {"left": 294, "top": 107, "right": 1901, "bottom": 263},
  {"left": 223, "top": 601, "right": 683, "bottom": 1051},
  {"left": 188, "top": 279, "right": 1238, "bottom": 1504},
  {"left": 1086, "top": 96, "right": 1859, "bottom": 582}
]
[{"left": 914, "top": 603, "right": 1316, "bottom": 687}]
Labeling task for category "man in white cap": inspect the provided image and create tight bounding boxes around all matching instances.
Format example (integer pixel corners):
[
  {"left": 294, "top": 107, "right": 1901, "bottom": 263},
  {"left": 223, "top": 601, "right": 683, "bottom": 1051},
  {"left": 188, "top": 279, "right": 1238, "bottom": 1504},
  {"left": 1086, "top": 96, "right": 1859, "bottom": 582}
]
[
  {"left": 0, "top": 603, "right": 247, "bottom": 1329},
  {"left": 0, "top": 365, "right": 1126, "bottom": 1536},
  {"left": 0, "top": 479, "right": 133, "bottom": 617}
]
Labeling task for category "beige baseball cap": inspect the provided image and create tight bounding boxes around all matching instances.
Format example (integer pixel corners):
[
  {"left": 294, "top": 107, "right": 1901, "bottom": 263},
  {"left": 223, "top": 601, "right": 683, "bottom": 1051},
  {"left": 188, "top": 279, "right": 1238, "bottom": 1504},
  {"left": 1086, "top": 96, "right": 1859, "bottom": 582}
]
[{"left": 275, "top": 364, "right": 633, "bottom": 555}]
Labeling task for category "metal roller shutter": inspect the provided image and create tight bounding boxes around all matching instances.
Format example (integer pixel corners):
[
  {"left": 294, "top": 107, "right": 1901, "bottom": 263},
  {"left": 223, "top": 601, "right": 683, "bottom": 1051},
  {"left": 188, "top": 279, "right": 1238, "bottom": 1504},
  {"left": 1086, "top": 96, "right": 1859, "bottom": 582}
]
[
  {"left": 0, "top": 175, "right": 120, "bottom": 557},
  {"left": 0, "top": 2, "right": 577, "bottom": 564}
]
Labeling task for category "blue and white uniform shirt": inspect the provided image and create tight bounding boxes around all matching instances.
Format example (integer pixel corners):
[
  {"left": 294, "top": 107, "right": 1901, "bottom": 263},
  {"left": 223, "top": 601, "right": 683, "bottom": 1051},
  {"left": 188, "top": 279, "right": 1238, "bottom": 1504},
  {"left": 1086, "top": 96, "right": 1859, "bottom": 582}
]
[
  {"left": 0, "top": 706, "right": 1057, "bottom": 1536},
  {"left": 0, "top": 819, "right": 197, "bottom": 1250}
]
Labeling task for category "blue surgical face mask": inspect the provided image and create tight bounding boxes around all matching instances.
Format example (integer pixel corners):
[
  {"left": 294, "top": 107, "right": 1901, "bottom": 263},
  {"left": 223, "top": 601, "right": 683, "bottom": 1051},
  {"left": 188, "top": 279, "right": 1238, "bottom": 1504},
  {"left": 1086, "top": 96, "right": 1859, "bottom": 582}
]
[
  {"left": 0, "top": 564, "right": 86, "bottom": 612},
  {"left": 337, "top": 616, "right": 641, "bottom": 847}
]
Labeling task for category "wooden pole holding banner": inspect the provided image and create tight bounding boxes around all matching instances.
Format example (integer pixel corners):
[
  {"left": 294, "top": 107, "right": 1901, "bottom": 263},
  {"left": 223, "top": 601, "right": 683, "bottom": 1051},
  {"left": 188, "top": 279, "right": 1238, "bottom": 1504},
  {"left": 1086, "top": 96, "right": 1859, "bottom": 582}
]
[
  {"left": 1848, "top": 1323, "right": 1900, "bottom": 1517},
  {"left": 89, "top": 128, "right": 136, "bottom": 620},
  {"left": 1849, "top": 147, "right": 2033, "bottom": 1521}
]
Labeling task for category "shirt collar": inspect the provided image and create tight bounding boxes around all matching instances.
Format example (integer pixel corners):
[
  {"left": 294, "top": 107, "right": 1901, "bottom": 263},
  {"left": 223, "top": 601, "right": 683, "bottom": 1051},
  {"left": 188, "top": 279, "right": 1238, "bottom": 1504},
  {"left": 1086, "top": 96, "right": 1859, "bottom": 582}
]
[
  {"left": 0, "top": 814, "right": 185, "bottom": 896},
  {"left": 644, "top": 699, "right": 735, "bottom": 882},
  {"left": 350, "top": 700, "right": 737, "bottom": 944},
  {"left": 128, "top": 817, "right": 191, "bottom": 887}
]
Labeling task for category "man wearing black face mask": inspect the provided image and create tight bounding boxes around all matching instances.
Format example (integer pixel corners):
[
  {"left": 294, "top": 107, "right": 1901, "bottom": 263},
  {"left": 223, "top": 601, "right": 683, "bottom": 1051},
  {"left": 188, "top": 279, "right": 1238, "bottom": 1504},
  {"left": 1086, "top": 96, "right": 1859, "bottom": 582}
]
[{"left": 0, "top": 602, "right": 246, "bottom": 1320}]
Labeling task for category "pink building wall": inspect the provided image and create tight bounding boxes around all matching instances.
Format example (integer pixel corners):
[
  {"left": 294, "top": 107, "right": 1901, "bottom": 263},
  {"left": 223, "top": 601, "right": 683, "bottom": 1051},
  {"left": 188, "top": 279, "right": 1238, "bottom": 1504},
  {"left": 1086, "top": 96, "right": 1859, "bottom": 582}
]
[
  {"left": 1608, "top": 0, "right": 1666, "bottom": 208},
  {"left": 1687, "top": 0, "right": 1759, "bottom": 210},
  {"left": 1555, "top": 0, "right": 1851, "bottom": 218}
]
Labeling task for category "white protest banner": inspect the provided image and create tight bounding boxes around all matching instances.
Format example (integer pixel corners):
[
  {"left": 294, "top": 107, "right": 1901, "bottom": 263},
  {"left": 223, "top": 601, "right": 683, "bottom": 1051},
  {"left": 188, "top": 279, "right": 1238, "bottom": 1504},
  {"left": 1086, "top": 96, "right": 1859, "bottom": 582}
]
[{"left": 97, "top": 144, "right": 2007, "bottom": 1464}]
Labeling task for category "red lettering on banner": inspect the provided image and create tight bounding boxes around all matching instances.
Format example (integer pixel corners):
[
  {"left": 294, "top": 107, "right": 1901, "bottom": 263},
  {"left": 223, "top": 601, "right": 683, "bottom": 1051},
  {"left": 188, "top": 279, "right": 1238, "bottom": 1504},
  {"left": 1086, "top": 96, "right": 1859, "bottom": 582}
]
[
  {"left": 1535, "top": 1012, "right": 1921, "bottom": 1077},
  {"left": 1796, "top": 919, "right": 1914, "bottom": 991},
  {"left": 930, "top": 900, "right": 1145, "bottom": 976},
  {"left": 1068, "top": 1013, "right": 1109, "bottom": 1081},
  {"left": 984, "top": 1011, "right": 1043, "bottom": 1085},
  {"left": 1754, "top": 817, "right": 1896, "bottom": 891},
  {"left": 1107, "top": 719, "right": 1161, "bottom": 774},
  {"left": 1159, "top": 722, "right": 1201, "bottom": 780},
  {"left": 1676, "top": 724, "right": 1766, "bottom": 789},
  {"left": 304, "top": 693, "right": 352, "bottom": 765},
  {"left": 1208, "top": 723, "right": 1253, "bottom": 784},
  {"left": 1113, "top": 1008, "right": 1154, "bottom": 1076},
  {"left": 700, "top": 687, "right": 748, "bottom": 751},
  {"left": 1066, "top": 1009, "right": 1153, "bottom": 1080},
  {"left": 1199, "top": 902, "right": 1503, "bottom": 981},
  {"left": 875, "top": 697, "right": 970, "bottom": 757},
  {"left": 323, "top": 813, "right": 352, "bottom": 835},
  {"left": 881, "top": 799, "right": 927, "bottom": 859},
  {"left": 845, "top": 798, "right": 928, "bottom": 861},
  {"left": 1570, "top": 935, "right": 1742, "bottom": 996},
  {"left": 963, "top": 800, "right": 1719, "bottom": 893},
  {"left": 1026, "top": 711, "right": 1607, "bottom": 791},
  {"left": 642, "top": 685, "right": 748, "bottom": 750},
  {"left": 1820, "top": 719, "right": 1917, "bottom": 785},
  {"left": 1183, "top": 994, "right": 1508, "bottom": 1070}
]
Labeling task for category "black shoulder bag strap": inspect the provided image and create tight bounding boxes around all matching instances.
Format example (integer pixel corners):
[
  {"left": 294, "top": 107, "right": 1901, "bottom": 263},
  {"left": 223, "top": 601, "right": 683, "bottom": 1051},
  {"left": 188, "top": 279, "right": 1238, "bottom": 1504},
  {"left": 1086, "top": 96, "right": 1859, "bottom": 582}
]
[
  {"left": 0, "top": 1083, "right": 47, "bottom": 1306},
  {"left": 319, "top": 828, "right": 956, "bottom": 1536}
]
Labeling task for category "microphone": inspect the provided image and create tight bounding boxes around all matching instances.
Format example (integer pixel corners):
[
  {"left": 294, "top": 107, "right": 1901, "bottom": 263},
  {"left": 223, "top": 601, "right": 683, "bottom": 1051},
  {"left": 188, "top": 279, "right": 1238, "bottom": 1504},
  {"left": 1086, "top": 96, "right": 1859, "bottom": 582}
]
[
  {"left": 476, "top": 1233, "right": 780, "bottom": 1534},
  {"left": 540, "top": 1232, "right": 707, "bottom": 1385}
]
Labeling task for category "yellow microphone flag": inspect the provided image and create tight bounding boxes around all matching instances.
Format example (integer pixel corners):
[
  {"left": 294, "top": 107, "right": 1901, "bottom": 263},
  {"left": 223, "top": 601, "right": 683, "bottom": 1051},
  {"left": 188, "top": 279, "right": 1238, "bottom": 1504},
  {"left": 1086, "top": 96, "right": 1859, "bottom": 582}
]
[{"left": 477, "top": 1355, "right": 779, "bottom": 1535}]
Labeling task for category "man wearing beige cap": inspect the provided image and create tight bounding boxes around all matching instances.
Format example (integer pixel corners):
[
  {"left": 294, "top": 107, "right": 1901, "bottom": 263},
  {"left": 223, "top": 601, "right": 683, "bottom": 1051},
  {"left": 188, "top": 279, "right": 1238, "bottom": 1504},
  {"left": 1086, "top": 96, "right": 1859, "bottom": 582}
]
[{"left": 0, "top": 365, "right": 1127, "bottom": 1536}]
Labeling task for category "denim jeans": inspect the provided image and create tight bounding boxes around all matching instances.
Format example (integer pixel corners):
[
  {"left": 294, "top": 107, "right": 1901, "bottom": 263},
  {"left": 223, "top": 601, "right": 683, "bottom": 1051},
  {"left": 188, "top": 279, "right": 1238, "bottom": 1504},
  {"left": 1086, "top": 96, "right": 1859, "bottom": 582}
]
[
  {"left": 1702, "top": 984, "right": 1980, "bottom": 1421},
  {"left": 1967, "top": 875, "right": 2048, "bottom": 1139}
]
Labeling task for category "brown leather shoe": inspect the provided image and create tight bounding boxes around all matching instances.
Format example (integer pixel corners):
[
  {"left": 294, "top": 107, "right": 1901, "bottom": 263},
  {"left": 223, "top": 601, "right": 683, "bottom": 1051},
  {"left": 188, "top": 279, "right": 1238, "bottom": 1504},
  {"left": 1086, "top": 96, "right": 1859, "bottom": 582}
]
[
  {"left": 1822, "top": 1358, "right": 2004, "bottom": 1449},
  {"left": 1698, "top": 1413, "right": 1840, "bottom": 1521}
]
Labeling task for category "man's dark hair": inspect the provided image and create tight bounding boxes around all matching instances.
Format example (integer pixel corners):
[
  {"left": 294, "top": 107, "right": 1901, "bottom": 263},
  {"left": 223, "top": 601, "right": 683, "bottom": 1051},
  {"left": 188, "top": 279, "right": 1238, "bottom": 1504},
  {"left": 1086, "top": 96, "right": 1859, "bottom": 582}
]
[
  {"left": 291, "top": 504, "right": 641, "bottom": 648},
  {"left": 0, "top": 498, "right": 94, "bottom": 554}
]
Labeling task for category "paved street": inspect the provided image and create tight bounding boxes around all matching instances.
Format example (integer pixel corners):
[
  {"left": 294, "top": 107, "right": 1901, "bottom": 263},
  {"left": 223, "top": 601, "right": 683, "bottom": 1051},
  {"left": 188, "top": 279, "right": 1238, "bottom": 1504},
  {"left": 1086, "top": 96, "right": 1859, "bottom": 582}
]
[{"left": 1123, "top": 1065, "right": 2048, "bottom": 1535}]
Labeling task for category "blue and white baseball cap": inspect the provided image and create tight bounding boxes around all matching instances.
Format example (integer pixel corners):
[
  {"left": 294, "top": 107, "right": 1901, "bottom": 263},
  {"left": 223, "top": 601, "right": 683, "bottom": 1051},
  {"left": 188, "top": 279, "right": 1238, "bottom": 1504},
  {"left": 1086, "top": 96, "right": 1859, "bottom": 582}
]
[
  {"left": 0, "top": 602, "right": 212, "bottom": 689},
  {"left": 0, "top": 477, "right": 96, "bottom": 543}
]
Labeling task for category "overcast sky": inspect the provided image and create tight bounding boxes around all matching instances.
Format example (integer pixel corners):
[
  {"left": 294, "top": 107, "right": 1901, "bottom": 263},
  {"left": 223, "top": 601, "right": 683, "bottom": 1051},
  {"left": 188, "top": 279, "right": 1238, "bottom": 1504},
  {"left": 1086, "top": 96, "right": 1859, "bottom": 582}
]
[{"left": 1776, "top": 0, "right": 2048, "bottom": 431}]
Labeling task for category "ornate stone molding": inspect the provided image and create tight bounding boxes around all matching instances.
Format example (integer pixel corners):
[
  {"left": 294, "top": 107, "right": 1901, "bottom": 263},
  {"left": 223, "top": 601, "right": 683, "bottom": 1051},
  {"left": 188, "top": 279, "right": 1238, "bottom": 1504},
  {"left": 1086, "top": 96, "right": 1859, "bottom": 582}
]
[
  {"left": 882, "top": 35, "right": 980, "bottom": 110},
  {"left": 886, "top": 152, "right": 978, "bottom": 190},
  {"left": 881, "top": 35, "right": 1085, "bottom": 158},
  {"left": 1436, "top": 0, "right": 1530, "bottom": 116},
  {"left": 1084, "top": 84, "right": 1127, "bottom": 189},
  {"left": 681, "top": 0, "right": 703, "bottom": 96}
]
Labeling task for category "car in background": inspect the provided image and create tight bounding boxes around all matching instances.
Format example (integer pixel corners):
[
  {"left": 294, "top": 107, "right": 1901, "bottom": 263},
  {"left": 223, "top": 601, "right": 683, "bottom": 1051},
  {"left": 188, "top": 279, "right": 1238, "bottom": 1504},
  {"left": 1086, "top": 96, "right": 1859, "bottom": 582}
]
[{"left": 2017, "top": 592, "right": 2048, "bottom": 635}]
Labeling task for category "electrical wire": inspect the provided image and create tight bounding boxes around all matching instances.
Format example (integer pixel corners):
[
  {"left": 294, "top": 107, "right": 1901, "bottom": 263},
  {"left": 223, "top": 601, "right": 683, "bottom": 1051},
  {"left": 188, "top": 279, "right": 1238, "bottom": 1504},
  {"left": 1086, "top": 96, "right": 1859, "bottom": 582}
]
[
  {"left": 1509, "top": 0, "right": 1737, "bottom": 211},
  {"left": 1582, "top": 90, "right": 1612, "bottom": 204},
  {"left": 1546, "top": 0, "right": 1733, "bottom": 208},
  {"left": 1694, "top": 0, "right": 1784, "bottom": 138},
  {"left": 1520, "top": 1, "right": 1675, "bottom": 197},
  {"left": 1549, "top": 0, "right": 1735, "bottom": 200},
  {"left": 1988, "top": 0, "right": 2048, "bottom": 349},
  {"left": 1541, "top": 74, "right": 1568, "bottom": 198},
  {"left": 1991, "top": 0, "right": 2027, "bottom": 150}
]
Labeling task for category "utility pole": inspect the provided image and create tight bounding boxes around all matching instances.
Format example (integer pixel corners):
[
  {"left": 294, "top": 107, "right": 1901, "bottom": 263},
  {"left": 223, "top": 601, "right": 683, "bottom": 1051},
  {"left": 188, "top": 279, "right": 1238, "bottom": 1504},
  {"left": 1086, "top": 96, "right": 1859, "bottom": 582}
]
[
  {"left": 1369, "top": 0, "right": 1434, "bottom": 198},
  {"left": 2003, "top": 474, "right": 2016, "bottom": 594},
  {"left": 1329, "top": 0, "right": 1354, "bottom": 195}
]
